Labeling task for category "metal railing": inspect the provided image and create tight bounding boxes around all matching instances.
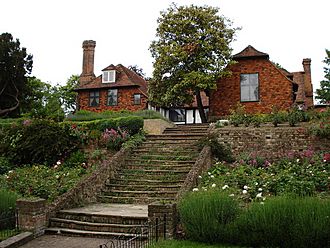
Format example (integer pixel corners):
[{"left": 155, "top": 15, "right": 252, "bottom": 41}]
[
  {"left": 100, "top": 215, "right": 166, "bottom": 248},
  {"left": 0, "top": 209, "right": 19, "bottom": 241}
]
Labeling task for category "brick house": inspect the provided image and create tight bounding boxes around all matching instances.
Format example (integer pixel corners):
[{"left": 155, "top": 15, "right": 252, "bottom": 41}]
[
  {"left": 76, "top": 40, "right": 148, "bottom": 112},
  {"left": 209, "top": 45, "right": 313, "bottom": 118}
]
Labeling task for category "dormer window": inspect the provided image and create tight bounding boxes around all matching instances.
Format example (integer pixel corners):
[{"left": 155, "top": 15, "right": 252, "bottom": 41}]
[{"left": 103, "top": 70, "right": 116, "bottom": 83}]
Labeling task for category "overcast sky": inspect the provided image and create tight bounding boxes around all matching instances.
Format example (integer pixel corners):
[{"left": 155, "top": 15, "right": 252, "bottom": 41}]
[{"left": 1, "top": 0, "right": 329, "bottom": 97}]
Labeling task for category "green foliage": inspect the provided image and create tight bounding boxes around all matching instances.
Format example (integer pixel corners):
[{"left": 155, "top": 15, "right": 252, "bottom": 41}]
[
  {"left": 58, "top": 75, "right": 79, "bottom": 114},
  {"left": 287, "top": 106, "right": 301, "bottom": 127},
  {"left": 122, "top": 131, "right": 146, "bottom": 149},
  {"left": 270, "top": 105, "right": 287, "bottom": 127},
  {"left": 235, "top": 196, "right": 330, "bottom": 248},
  {"left": 179, "top": 189, "right": 240, "bottom": 244},
  {"left": 316, "top": 49, "right": 330, "bottom": 104},
  {"left": 149, "top": 4, "right": 238, "bottom": 122},
  {"left": 3, "top": 164, "right": 89, "bottom": 201},
  {"left": 0, "top": 33, "right": 33, "bottom": 117},
  {"left": 67, "top": 109, "right": 166, "bottom": 121},
  {"left": 198, "top": 133, "right": 234, "bottom": 162},
  {"left": 201, "top": 151, "right": 329, "bottom": 199},
  {"left": 3, "top": 119, "right": 79, "bottom": 166},
  {"left": 148, "top": 240, "right": 241, "bottom": 248},
  {"left": 0, "top": 157, "right": 15, "bottom": 175},
  {"left": 309, "top": 120, "right": 330, "bottom": 138},
  {"left": 100, "top": 128, "right": 129, "bottom": 151},
  {"left": 229, "top": 103, "right": 245, "bottom": 127},
  {"left": 62, "top": 150, "right": 86, "bottom": 168},
  {"left": 0, "top": 189, "right": 18, "bottom": 213}
]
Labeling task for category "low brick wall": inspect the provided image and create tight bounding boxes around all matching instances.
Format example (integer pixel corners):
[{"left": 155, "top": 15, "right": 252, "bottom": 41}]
[
  {"left": 148, "top": 202, "right": 177, "bottom": 239},
  {"left": 212, "top": 125, "right": 330, "bottom": 159},
  {"left": 175, "top": 146, "right": 212, "bottom": 200},
  {"left": 46, "top": 148, "right": 130, "bottom": 218},
  {"left": 16, "top": 199, "right": 46, "bottom": 236},
  {"left": 143, "top": 119, "right": 175, "bottom": 135}
]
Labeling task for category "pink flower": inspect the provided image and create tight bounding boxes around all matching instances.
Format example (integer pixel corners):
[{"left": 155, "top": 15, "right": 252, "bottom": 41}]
[{"left": 323, "top": 153, "right": 330, "bottom": 163}]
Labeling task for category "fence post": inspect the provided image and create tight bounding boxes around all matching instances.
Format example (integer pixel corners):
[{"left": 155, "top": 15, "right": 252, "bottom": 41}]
[
  {"left": 16, "top": 198, "right": 47, "bottom": 236},
  {"left": 148, "top": 202, "right": 177, "bottom": 240}
]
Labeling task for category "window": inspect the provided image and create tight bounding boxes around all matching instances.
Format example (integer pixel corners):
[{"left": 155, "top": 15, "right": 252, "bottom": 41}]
[
  {"left": 89, "top": 91, "right": 99, "bottom": 107},
  {"left": 108, "top": 89, "right": 118, "bottom": 106},
  {"left": 169, "top": 109, "right": 185, "bottom": 123},
  {"left": 133, "top": 94, "right": 141, "bottom": 105},
  {"left": 103, "top": 70, "right": 116, "bottom": 83},
  {"left": 240, "top": 73, "right": 259, "bottom": 102}
]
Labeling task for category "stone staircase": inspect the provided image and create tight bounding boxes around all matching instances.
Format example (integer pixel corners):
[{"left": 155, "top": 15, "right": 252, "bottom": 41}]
[{"left": 46, "top": 124, "right": 209, "bottom": 239}]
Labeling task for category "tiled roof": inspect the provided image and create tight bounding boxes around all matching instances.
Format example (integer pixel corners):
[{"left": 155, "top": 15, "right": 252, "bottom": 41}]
[
  {"left": 233, "top": 45, "right": 269, "bottom": 59},
  {"left": 76, "top": 64, "right": 148, "bottom": 96}
]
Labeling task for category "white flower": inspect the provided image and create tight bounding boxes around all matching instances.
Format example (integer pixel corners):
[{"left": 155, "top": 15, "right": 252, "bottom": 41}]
[
  {"left": 263, "top": 197, "right": 266, "bottom": 201},
  {"left": 229, "top": 194, "right": 235, "bottom": 197},
  {"left": 210, "top": 175, "right": 215, "bottom": 178},
  {"left": 8, "top": 170, "right": 13, "bottom": 174},
  {"left": 296, "top": 159, "right": 300, "bottom": 163},
  {"left": 260, "top": 202, "right": 265, "bottom": 205},
  {"left": 55, "top": 175, "right": 60, "bottom": 179},
  {"left": 242, "top": 190, "right": 248, "bottom": 194},
  {"left": 243, "top": 185, "right": 248, "bottom": 190},
  {"left": 198, "top": 175, "right": 202, "bottom": 178},
  {"left": 208, "top": 172, "right": 211, "bottom": 175},
  {"left": 56, "top": 161, "right": 61, "bottom": 165},
  {"left": 222, "top": 185, "right": 229, "bottom": 190},
  {"left": 54, "top": 165, "right": 58, "bottom": 169},
  {"left": 202, "top": 187, "right": 207, "bottom": 191},
  {"left": 211, "top": 183, "right": 216, "bottom": 188},
  {"left": 258, "top": 188, "right": 263, "bottom": 192},
  {"left": 256, "top": 193, "right": 262, "bottom": 198},
  {"left": 255, "top": 182, "right": 258, "bottom": 186}
]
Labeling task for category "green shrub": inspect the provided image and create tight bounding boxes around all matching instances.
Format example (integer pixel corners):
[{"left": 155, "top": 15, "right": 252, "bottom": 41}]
[
  {"left": 122, "top": 131, "right": 146, "bottom": 149},
  {"left": 198, "top": 133, "right": 234, "bottom": 162},
  {"left": 4, "top": 164, "right": 89, "bottom": 201},
  {"left": 229, "top": 103, "right": 245, "bottom": 127},
  {"left": 0, "top": 189, "right": 18, "bottom": 213},
  {"left": 179, "top": 189, "right": 240, "bottom": 244},
  {"left": 62, "top": 150, "right": 86, "bottom": 168},
  {"left": 235, "top": 196, "right": 330, "bottom": 248},
  {"left": 0, "top": 157, "right": 15, "bottom": 175},
  {"left": 5, "top": 119, "right": 79, "bottom": 166},
  {"left": 116, "top": 116, "right": 143, "bottom": 135}
]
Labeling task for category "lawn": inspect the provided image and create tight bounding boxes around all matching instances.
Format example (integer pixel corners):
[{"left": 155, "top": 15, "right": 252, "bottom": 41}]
[{"left": 149, "top": 240, "right": 243, "bottom": 248}]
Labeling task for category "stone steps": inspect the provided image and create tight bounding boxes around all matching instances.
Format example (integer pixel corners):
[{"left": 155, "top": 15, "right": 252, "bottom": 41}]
[
  {"left": 124, "top": 164, "right": 192, "bottom": 170},
  {"left": 101, "top": 190, "right": 177, "bottom": 198},
  {"left": 105, "top": 184, "right": 182, "bottom": 192},
  {"left": 124, "top": 159, "right": 196, "bottom": 165},
  {"left": 99, "top": 196, "right": 175, "bottom": 204}
]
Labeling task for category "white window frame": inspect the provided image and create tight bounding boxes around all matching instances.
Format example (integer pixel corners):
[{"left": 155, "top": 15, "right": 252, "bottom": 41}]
[
  {"left": 240, "top": 73, "right": 259, "bottom": 102},
  {"left": 103, "top": 70, "right": 116, "bottom": 83}
]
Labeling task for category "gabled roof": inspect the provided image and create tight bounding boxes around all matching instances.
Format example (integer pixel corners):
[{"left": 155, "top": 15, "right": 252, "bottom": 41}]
[
  {"left": 233, "top": 45, "right": 269, "bottom": 60},
  {"left": 76, "top": 64, "right": 148, "bottom": 96}
]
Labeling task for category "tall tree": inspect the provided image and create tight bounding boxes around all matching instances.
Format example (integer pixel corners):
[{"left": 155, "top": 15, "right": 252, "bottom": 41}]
[
  {"left": 149, "top": 4, "right": 238, "bottom": 123},
  {"left": 0, "top": 33, "right": 33, "bottom": 117},
  {"left": 58, "top": 74, "right": 79, "bottom": 114},
  {"left": 316, "top": 49, "right": 330, "bottom": 104}
]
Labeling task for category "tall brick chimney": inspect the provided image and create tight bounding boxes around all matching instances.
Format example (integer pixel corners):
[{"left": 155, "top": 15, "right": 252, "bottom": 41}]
[
  {"left": 302, "top": 58, "right": 313, "bottom": 107},
  {"left": 79, "top": 40, "right": 96, "bottom": 85}
]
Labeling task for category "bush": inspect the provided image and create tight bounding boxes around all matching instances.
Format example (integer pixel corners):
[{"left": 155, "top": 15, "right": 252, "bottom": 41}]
[
  {"left": 198, "top": 133, "right": 234, "bottom": 162},
  {"left": 4, "top": 164, "right": 89, "bottom": 201},
  {"left": 4, "top": 119, "right": 79, "bottom": 166},
  {"left": 122, "top": 131, "right": 146, "bottom": 149},
  {"left": 235, "top": 196, "right": 330, "bottom": 248},
  {"left": 0, "top": 157, "right": 15, "bottom": 175},
  {"left": 179, "top": 189, "right": 240, "bottom": 244}
]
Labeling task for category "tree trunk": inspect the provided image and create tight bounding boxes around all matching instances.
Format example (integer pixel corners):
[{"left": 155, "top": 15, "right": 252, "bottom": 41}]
[{"left": 195, "top": 89, "right": 207, "bottom": 123}]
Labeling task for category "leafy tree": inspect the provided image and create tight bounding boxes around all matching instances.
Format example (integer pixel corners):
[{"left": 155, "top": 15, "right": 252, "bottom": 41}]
[
  {"left": 128, "top": 65, "right": 151, "bottom": 81},
  {"left": 58, "top": 74, "right": 79, "bottom": 114},
  {"left": 0, "top": 33, "right": 33, "bottom": 117},
  {"left": 149, "top": 4, "right": 238, "bottom": 123},
  {"left": 316, "top": 49, "right": 330, "bottom": 104}
]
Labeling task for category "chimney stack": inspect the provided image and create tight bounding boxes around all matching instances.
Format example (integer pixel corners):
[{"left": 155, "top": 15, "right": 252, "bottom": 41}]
[
  {"left": 302, "top": 58, "right": 313, "bottom": 107},
  {"left": 79, "top": 40, "right": 96, "bottom": 85}
]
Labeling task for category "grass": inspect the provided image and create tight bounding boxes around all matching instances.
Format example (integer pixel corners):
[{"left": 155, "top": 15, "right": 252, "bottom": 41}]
[{"left": 148, "top": 240, "right": 243, "bottom": 248}]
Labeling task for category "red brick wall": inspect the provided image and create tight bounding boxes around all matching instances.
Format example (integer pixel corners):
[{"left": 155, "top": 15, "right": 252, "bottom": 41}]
[
  {"left": 209, "top": 58, "right": 294, "bottom": 117},
  {"left": 77, "top": 87, "right": 147, "bottom": 112}
]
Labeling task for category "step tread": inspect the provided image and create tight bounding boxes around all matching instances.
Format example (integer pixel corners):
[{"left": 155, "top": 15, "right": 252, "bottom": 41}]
[
  {"left": 45, "top": 227, "right": 147, "bottom": 238},
  {"left": 50, "top": 218, "right": 147, "bottom": 228},
  {"left": 109, "top": 190, "right": 177, "bottom": 194}
]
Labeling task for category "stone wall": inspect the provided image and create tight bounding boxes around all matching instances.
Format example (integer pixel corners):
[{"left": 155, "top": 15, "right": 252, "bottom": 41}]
[
  {"left": 46, "top": 148, "right": 130, "bottom": 218},
  {"left": 143, "top": 119, "right": 175, "bottom": 135},
  {"left": 213, "top": 125, "right": 330, "bottom": 159},
  {"left": 176, "top": 146, "right": 212, "bottom": 200}
]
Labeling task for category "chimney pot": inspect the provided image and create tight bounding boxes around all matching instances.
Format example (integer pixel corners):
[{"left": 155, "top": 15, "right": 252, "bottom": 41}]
[{"left": 80, "top": 40, "right": 96, "bottom": 85}]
